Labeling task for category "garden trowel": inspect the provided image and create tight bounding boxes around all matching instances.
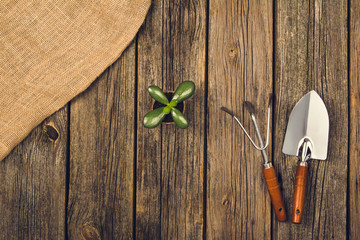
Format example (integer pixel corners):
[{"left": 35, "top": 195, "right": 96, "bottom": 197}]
[{"left": 282, "top": 90, "right": 329, "bottom": 223}]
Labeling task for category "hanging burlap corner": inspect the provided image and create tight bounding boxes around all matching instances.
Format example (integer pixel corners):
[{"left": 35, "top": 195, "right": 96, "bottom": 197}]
[{"left": 0, "top": 0, "right": 151, "bottom": 161}]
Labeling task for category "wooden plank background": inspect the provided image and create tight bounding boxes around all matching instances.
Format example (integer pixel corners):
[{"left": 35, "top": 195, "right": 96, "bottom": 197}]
[
  {"left": 0, "top": 0, "right": 358, "bottom": 239},
  {"left": 273, "top": 0, "right": 348, "bottom": 239},
  {"left": 207, "top": 0, "right": 273, "bottom": 239}
]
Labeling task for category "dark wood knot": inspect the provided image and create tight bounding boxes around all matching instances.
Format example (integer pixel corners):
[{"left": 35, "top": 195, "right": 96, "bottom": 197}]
[
  {"left": 42, "top": 121, "right": 59, "bottom": 142},
  {"left": 80, "top": 224, "right": 101, "bottom": 240}
]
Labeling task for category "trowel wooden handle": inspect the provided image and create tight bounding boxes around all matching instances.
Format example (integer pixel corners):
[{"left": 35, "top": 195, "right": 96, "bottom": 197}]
[
  {"left": 292, "top": 164, "right": 308, "bottom": 223},
  {"left": 263, "top": 166, "right": 287, "bottom": 222}
]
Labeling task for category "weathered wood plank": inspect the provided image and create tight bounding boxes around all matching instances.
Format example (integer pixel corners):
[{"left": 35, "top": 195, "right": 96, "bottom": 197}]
[
  {"left": 273, "top": 0, "right": 348, "bottom": 239},
  {"left": 136, "top": 0, "right": 206, "bottom": 239},
  {"left": 350, "top": 0, "right": 360, "bottom": 239},
  {"left": 0, "top": 108, "right": 67, "bottom": 240},
  {"left": 160, "top": 0, "right": 206, "bottom": 238},
  {"left": 207, "top": 0, "right": 273, "bottom": 239},
  {"left": 135, "top": 3, "right": 162, "bottom": 238},
  {"left": 67, "top": 43, "right": 136, "bottom": 239}
]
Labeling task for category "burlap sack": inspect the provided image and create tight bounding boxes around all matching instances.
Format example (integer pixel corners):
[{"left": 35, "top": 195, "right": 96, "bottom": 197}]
[{"left": 0, "top": 0, "right": 150, "bottom": 161}]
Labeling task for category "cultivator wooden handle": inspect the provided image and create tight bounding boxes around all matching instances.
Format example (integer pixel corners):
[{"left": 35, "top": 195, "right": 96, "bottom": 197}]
[
  {"left": 292, "top": 163, "right": 308, "bottom": 223},
  {"left": 263, "top": 165, "right": 287, "bottom": 222}
]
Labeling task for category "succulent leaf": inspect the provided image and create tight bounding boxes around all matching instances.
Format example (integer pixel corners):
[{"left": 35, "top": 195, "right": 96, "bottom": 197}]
[
  {"left": 148, "top": 86, "right": 169, "bottom": 105},
  {"left": 143, "top": 107, "right": 167, "bottom": 128},
  {"left": 169, "top": 100, "right": 177, "bottom": 107},
  {"left": 163, "top": 106, "right": 171, "bottom": 114},
  {"left": 171, "top": 108, "right": 189, "bottom": 129},
  {"left": 171, "top": 81, "right": 195, "bottom": 103}
]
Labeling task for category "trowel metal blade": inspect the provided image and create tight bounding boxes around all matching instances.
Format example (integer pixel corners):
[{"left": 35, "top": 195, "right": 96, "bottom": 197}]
[{"left": 282, "top": 90, "right": 329, "bottom": 160}]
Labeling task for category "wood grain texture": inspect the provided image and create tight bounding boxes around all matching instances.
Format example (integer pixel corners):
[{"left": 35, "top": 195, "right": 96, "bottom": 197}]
[
  {"left": 136, "top": 0, "right": 206, "bottom": 239},
  {"left": 159, "top": 0, "right": 206, "bottom": 238},
  {"left": 207, "top": 0, "right": 273, "bottom": 239},
  {"left": 67, "top": 43, "right": 136, "bottom": 239},
  {"left": 1, "top": 1, "right": 359, "bottom": 239},
  {"left": 135, "top": 3, "right": 162, "bottom": 238},
  {"left": 350, "top": 0, "right": 360, "bottom": 239},
  {"left": 274, "top": 0, "right": 348, "bottom": 239},
  {"left": 0, "top": 108, "right": 67, "bottom": 240}
]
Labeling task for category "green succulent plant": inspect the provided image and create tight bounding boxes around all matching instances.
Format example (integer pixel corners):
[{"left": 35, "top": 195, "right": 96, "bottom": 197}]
[{"left": 143, "top": 81, "right": 195, "bottom": 129}]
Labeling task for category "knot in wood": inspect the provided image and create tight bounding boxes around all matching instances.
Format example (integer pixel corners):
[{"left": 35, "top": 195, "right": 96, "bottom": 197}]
[
  {"left": 80, "top": 224, "right": 101, "bottom": 240},
  {"left": 42, "top": 121, "right": 59, "bottom": 142},
  {"left": 228, "top": 48, "right": 237, "bottom": 59}
]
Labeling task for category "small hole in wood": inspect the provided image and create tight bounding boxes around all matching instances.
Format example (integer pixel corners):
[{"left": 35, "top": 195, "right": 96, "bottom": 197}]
[
  {"left": 278, "top": 208, "right": 282, "bottom": 212},
  {"left": 296, "top": 209, "right": 300, "bottom": 214},
  {"left": 228, "top": 48, "right": 237, "bottom": 59},
  {"left": 222, "top": 199, "right": 229, "bottom": 206}
]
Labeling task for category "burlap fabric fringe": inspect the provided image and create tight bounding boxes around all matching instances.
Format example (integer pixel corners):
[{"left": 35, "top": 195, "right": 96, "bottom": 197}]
[{"left": 0, "top": 0, "right": 151, "bottom": 161}]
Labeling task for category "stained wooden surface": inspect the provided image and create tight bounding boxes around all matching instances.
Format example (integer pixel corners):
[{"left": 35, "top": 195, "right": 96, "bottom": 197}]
[
  {"left": 0, "top": 0, "right": 358, "bottom": 239},
  {"left": 0, "top": 108, "right": 67, "bottom": 240},
  {"left": 207, "top": 0, "right": 273, "bottom": 239},
  {"left": 136, "top": 1, "right": 206, "bottom": 239},
  {"left": 274, "top": 0, "right": 348, "bottom": 239},
  {"left": 67, "top": 41, "right": 136, "bottom": 239},
  {"left": 350, "top": 0, "right": 360, "bottom": 239}
]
